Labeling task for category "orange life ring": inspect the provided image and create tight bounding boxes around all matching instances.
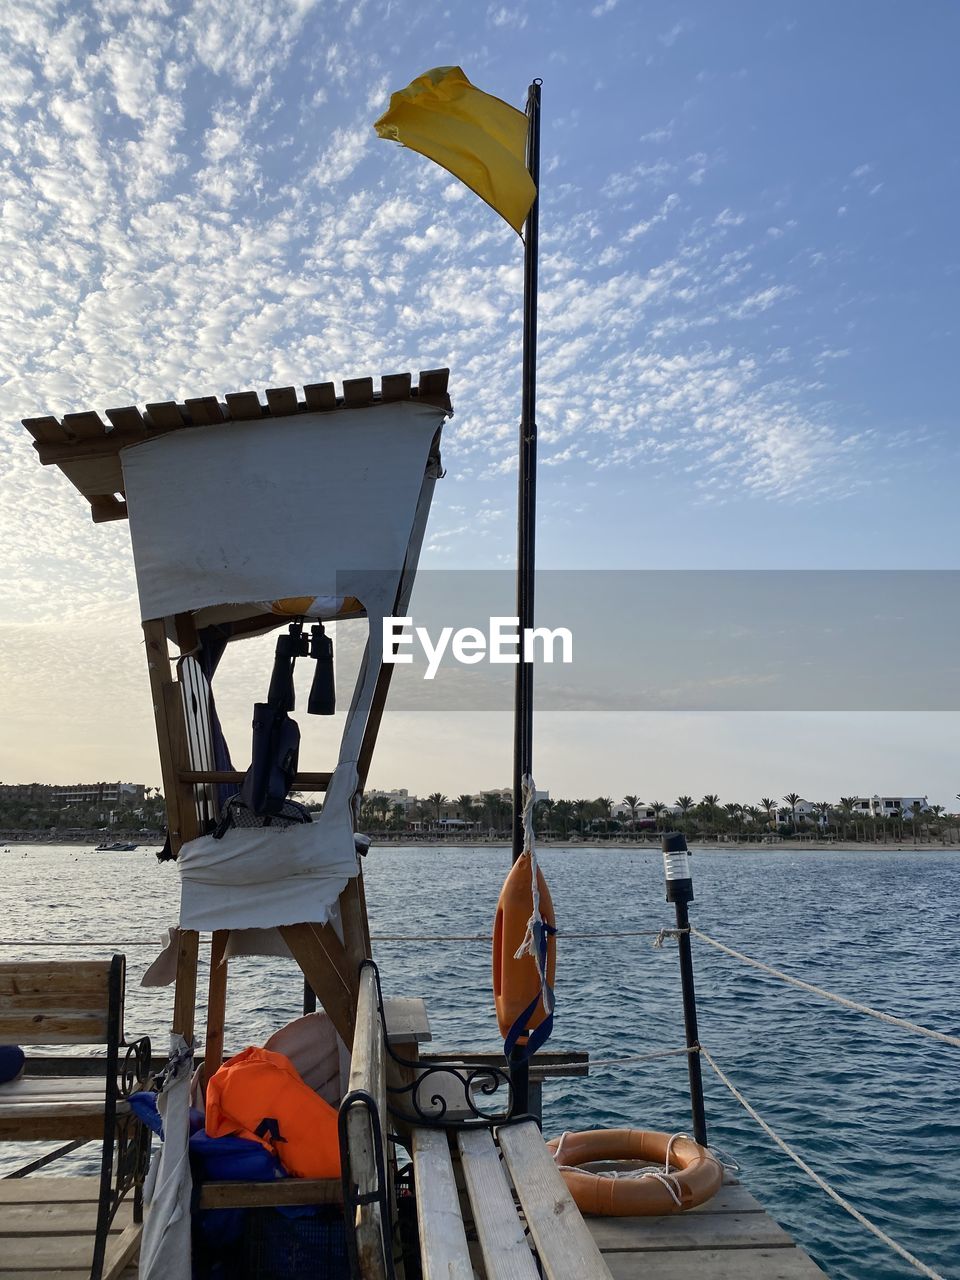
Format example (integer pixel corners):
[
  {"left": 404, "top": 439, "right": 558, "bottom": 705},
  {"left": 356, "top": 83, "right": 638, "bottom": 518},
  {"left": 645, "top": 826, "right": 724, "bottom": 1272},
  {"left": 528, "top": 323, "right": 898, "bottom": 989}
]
[
  {"left": 545, "top": 1129, "right": 723, "bottom": 1216},
  {"left": 493, "top": 854, "right": 556, "bottom": 1042}
]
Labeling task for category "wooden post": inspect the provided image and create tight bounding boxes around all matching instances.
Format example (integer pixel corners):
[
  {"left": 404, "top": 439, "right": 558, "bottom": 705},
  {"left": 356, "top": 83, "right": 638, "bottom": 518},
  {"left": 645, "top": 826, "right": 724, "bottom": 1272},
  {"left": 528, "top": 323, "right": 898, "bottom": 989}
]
[{"left": 202, "top": 931, "right": 229, "bottom": 1089}]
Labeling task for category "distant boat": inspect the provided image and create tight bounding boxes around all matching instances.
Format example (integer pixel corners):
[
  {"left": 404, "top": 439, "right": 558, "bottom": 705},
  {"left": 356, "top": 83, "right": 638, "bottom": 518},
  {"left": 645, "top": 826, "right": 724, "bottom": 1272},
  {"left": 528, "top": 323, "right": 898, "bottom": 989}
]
[{"left": 94, "top": 840, "right": 138, "bottom": 851}]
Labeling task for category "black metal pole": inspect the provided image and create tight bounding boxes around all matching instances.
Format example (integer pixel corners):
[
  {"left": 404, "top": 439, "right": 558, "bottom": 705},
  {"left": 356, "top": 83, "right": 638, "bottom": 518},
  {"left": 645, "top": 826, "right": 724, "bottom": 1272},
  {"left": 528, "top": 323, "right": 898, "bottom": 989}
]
[
  {"left": 512, "top": 79, "right": 541, "bottom": 866},
  {"left": 662, "top": 832, "right": 708, "bottom": 1146},
  {"left": 508, "top": 81, "right": 541, "bottom": 1116}
]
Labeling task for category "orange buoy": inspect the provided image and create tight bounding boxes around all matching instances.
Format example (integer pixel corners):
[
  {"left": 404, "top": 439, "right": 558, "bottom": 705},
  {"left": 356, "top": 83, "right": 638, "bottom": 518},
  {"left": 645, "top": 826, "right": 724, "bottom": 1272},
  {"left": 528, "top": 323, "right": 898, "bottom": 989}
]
[
  {"left": 545, "top": 1129, "right": 723, "bottom": 1216},
  {"left": 493, "top": 854, "right": 557, "bottom": 1043}
]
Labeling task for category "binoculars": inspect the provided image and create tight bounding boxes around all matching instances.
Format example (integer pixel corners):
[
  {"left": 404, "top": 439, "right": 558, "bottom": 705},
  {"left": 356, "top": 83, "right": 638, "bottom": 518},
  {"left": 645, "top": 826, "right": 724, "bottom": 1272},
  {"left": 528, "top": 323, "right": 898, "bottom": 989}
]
[{"left": 266, "top": 619, "right": 336, "bottom": 716}]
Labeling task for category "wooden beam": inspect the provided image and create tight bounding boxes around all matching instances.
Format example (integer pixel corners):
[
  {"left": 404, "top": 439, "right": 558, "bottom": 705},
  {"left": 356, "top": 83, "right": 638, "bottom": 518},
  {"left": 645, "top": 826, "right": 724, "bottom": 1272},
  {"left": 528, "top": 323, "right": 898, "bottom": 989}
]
[
  {"left": 279, "top": 924, "right": 355, "bottom": 1044},
  {"left": 172, "top": 930, "right": 199, "bottom": 1044},
  {"left": 201, "top": 931, "right": 229, "bottom": 1090},
  {"left": 142, "top": 621, "right": 185, "bottom": 852}
]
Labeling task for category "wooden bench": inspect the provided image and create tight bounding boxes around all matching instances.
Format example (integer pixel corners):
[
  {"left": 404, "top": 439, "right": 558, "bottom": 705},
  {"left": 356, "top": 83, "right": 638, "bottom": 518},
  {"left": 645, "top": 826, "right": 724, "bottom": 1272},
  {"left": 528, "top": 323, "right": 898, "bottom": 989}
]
[
  {"left": 0, "top": 956, "right": 152, "bottom": 1280},
  {"left": 339, "top": 960, "right": 613, "bottom": 1280}
]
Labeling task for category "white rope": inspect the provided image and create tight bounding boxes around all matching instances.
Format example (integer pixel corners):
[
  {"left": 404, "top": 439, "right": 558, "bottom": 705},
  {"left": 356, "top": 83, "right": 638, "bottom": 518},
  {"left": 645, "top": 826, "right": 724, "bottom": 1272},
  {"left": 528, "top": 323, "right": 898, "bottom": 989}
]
[
  {"left": 700, "top": 1046, "right": 946, "bottom": 1280},
  {"left": 691, "top": 927, "right": 960, "bottom": 1049},
  {"left": 513, "top": 774, "right": 540, "bottom": 962}
]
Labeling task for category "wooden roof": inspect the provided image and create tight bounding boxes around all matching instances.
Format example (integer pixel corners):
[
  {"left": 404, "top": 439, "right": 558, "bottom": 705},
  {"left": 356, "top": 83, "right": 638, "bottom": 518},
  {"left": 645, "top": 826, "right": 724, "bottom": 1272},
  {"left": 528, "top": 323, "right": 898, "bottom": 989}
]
[{"left": 21, "top": 368, "right": 451, "bottom": 524}]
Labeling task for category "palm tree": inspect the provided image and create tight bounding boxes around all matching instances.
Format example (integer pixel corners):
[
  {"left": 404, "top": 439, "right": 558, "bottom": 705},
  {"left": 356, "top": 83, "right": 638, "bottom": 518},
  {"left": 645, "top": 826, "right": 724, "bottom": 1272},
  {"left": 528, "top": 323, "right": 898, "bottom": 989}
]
[
  {"left": 760, "top": 797, "right": 775, "bottom": 829},
  {"left": 783, "top": 792, "right": 801, "bottom": 833},
  {"left": 838, "top": 796, "right": 855, "bottom": 842},
  {"left": 700, "top": 795, "right": 720, "bottom": 838},
  {"left": 554, "top": 799, "right": 574, "bottom": 838},
  {"left": 910, "top": 800, "right": 922, "bottom": 843},
  {"left": 814, "top": 801, "right": 831, "bottom": 838},
  {"left": 456, "top": 794, "right": 476, "bottom": 822},
  {"left": 595, "top": 797, "right": 613, "bottom": 835},
  {"left": 650, "top": 801, "right": 666, "bottom": 831},
  {"left": 623, "top": 795, "right": 640, "bottom": 831},
  {"left": 675, "top": 796, "right": 694, "bottom": 835},
  {"left": 574, "top": 799, "right": 590, "bottom": 834},
  {"left": 929, "top": 803, "right": 944, "bottom": 843},
  {"left": 427, "top": 792, "right": 447, "bottom": 823},
  {"left": 535, "top": 797, "right": 555, "bottom": 835}
]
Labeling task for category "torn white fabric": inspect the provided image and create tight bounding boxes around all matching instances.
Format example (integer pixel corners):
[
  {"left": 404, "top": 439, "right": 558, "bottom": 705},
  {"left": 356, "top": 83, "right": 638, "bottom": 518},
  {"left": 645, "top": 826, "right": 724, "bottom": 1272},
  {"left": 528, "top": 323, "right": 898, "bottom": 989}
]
[
  {"left": 140, "top": 1035, "right": 193, "bottom": 1280},
  {"left": 177, "top": 760, "right": 359, "bottom": 932},
  {"left": 120, "top": 400, "right": 447, "bottom": 622}
]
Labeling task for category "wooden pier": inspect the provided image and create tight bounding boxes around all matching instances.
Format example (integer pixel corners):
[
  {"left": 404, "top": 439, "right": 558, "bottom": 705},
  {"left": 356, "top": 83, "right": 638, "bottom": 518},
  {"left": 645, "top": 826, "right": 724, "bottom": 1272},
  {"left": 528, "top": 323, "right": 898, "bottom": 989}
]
[{"left": 0, "top": 1170, "right": 828, "bottom": 1279}]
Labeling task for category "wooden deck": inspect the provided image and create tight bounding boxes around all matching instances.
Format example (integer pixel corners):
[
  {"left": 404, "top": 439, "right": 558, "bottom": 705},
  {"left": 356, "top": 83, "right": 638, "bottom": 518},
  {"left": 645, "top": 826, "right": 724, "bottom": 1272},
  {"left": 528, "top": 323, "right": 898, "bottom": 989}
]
[
  {"left": 584, "top": 1175, "right": 829, "bottom": 1279},
  {"left": 0, "top": 1172, "right": 829, "bottom": 1279},
  {"left": 0, "top": 1177, "right": 137, "bottom": 1279}
]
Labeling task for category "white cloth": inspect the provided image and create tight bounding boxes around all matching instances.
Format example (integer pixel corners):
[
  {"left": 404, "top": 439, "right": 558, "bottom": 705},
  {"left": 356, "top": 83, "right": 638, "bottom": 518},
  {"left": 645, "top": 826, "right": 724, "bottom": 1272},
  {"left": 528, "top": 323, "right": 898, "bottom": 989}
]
[
  {"left": 178, "top": 760, "right": 359, "bottom": 932},
  {"left": 140, "top": 1036, "right": 193, "bottom": 1280},
  {"left": 120, "top": 400, "right": 447, "bottom": 622}
]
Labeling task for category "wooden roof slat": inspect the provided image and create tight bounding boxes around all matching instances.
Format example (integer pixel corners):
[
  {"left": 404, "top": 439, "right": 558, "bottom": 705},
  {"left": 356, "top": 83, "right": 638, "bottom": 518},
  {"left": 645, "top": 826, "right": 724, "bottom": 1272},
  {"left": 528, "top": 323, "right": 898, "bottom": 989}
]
[
  {"left": 21, "top": 368, "right": 452, "bottom": 523},
  {"left": 145, "top": 402, "right": 186, "bottom": 430},
  {"left": 61, "top": 411, "right": 108, "bottom": 441},
  {"left": 417, "top": 369, "right": 449, "bottom": 399},
  {"left": 104, "top": 407, "right": 147, "bottom": 436},
  {"left": 183, "top": 397, "right": 224, "bottom": 426},
  {"left": 22, "top": 416, "right": 72, "bottom": 446},
  {"left": 304, "top": 382, "right": 337, "bottom": 411},
  {"left": 342, "top": 377, "right": 374, "bottom": 408},
  {"left": 90, "top": 496, "right": 128, "bottom": 524},
  {"left": 381, "top": 372, "right": 412, "bottom": 402},
  {"left": 225, "top": 391, "right": 264, "bottom": 421},
  {"left": 265, "top": 386, "right": 299, "bottom": 416}
]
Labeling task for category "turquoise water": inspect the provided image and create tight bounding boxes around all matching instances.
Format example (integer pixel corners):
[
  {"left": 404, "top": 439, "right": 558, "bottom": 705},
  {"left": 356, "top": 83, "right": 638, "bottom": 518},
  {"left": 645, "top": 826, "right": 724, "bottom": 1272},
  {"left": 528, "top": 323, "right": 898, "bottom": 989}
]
[{"left": 3, "top": 842, "right": 958, "bottom": 1280}]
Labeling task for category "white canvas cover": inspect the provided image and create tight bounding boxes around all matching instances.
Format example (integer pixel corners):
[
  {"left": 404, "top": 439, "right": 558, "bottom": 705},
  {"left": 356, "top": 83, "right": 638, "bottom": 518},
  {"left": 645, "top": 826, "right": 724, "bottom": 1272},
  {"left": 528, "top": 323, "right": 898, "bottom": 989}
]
[
  {"left": 119, "top": 399, "right": 447, "bottom": 622},
  {"left": 140, "top": 1036, "right": 193, "bottom": 1280}
]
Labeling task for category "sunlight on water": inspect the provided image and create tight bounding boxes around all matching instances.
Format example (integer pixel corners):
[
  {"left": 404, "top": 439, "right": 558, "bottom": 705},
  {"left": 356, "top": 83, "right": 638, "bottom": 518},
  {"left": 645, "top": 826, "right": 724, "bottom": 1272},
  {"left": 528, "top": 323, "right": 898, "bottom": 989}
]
[{"left": 3, "top": 842, "right": 958, "bottom": 1280}]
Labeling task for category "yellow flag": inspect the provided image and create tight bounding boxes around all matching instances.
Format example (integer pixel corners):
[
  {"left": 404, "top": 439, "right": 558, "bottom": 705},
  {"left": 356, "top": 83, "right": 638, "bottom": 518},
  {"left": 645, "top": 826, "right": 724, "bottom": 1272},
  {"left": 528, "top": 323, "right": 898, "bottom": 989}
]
[{"left": 374, "top": 66, "right": 536, "bottom": 234}]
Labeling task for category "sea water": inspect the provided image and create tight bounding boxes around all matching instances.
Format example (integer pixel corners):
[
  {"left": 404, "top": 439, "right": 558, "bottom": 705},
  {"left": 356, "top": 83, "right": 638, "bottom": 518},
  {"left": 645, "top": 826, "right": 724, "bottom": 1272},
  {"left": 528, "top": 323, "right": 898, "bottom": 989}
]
[{"left": 3, "top": 842, "right": 958, "bottom": 1280}]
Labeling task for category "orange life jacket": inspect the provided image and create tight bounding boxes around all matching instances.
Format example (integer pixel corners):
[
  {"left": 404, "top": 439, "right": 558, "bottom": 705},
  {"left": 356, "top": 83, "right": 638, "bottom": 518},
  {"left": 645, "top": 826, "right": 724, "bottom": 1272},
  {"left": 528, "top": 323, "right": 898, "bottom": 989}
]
[{"left": 205, "top": 1045, "right": 341, "bottom": 1179}]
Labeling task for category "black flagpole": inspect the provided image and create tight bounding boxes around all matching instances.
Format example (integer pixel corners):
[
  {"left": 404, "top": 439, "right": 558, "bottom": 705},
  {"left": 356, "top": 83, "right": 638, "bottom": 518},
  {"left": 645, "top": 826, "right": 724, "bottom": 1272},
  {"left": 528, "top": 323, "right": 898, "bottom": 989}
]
[{"left": 512, "top": 79, "right": 542, "bottom": 865}]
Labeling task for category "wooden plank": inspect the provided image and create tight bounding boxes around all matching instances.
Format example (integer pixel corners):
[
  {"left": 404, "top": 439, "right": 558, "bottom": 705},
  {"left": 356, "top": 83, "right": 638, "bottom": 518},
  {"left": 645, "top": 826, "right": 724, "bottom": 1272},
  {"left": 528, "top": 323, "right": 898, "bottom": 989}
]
[
  {"left": 0, "top": 1177, "right": 102, "bottom": 1204},
  {"left": 198, "top": 1178, "right": 342, "bottom": 1208},
  {"left": 337, "top": 874, "right": 369, "bottom": 1002},
  {"left": 104, "top": 406, "right": 147, "bottom": 435},
  {"left": 280, "top": 924, "right": 355, "bottom": 1044},
  {"left": 90, "top": 496, "right": 128, "bottom": 523},
  {"left": 343, "top": 377, "right": 374, "bottom": 407},
  {"left": 603, "top": 1247, "right": 828, "bottom": 1280},
  {"left": 423, "top": 1050, "right": 588, "bottom": 1080},
  {"left": 172, "top": 929, "right": 199, "bottom": 1044},
  {"left": 265, "top": 386, "right": 299, "bottom": 416},
  {"left": 417, "top": 368, "right": 450, "bottom": 403},
  {"left": 0, "top": 964, "right": 112, "bottom": 997},
  {"left": 143, "top": 402, "right": 185, "bottom": 430},
  {"left": 412, "top": 1128, "right": 472, "bottom": 1280},
  {"left": 457, "top": 1128, "right": 539, "bottom": 1280},
  {"left": 60, "top": 411, "right": 108, "bottom": 440},
  {"left": 21, "top": 415, "right": 70, "bottom": 445},
  {"left": 0, "top": 992, "right": 108, "bottom": 1012},
  {"left": 383, "top": 997, "right": 431, "bottom": 1045},
  {"left": 344, "top": 964, "right": 388, "bottom": 1280},
  {"left": 0, "top": 1115, "right": 109, "bottom": 1141},
  {"left": 101, "top": 1223, "right": 143, "bottom": 1280},
  {"left": 201, "top": 931, "right": 229, "bottom": 1089},
  {"left": 224, "top": 391, "right": 263, "bottom": 421},
  {"left": 0, "top": 1099, "right": 126, "bottom": 1120},
  {"left": 304, "top": 382, "right": 337, "bottom": 411},
  {"left": 0, "top": 1201, "right": 132, "bottom": 1235},
  {"left": 380, "top": 372, "right": 412, "bottom": 402},
  {"left": 0, "top": 1077, "right": 105, "bottom": 1097},
  {"left": 183, "top": 396, "right": 223, "bottom": 425},
  {"left": 142, "top": 620, "right": 186, "bottom": 855},
  {"left": 0, "top": 1012, "right": 109, "bottom": 1044},
  {"left": 586, "top": 1212, "right": 795, "bottom": 1252},
  {"left": 497, "top": 1120, "right": 612, "bottom": 1280}
]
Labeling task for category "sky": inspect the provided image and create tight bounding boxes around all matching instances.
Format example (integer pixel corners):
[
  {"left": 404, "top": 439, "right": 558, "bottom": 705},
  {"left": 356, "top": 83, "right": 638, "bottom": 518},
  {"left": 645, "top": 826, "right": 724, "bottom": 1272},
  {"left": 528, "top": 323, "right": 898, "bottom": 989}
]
[{"left": 0, "top": 0, "right": 958, "bottom": 807}]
